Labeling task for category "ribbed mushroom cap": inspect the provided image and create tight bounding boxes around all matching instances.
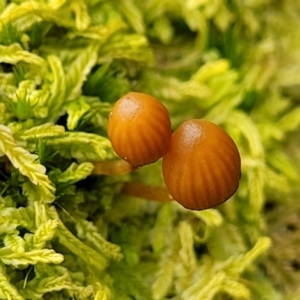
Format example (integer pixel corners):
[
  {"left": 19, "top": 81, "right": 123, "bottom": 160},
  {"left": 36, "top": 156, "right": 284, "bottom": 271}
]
[
  {"left": 162, "top": 119, "right": 241, "bottom": 210},
  {"left": 108, "top": 92, "right": 172, "bottom": 167}
]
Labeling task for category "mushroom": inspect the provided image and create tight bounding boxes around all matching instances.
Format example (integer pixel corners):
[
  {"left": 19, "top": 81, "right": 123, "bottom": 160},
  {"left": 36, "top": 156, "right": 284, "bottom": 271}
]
[
  {"left": 162, "top": 119, "right": 241, "bottom": 210},
  {"left": 107, "top": 92, "right": 172, "bottom": 168}
]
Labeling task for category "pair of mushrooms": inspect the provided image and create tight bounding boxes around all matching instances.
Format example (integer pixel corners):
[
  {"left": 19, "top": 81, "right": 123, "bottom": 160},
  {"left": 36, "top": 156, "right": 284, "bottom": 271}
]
[{"left": 93, "top": 92, "right": 241, "bottom": 210}]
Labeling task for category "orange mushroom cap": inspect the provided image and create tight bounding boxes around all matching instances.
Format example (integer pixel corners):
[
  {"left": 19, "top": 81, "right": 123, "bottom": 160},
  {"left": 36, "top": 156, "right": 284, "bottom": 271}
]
[
  {"left": 108, "top": 92, "right": 172, "bottom": 168},
  {"left": 162, "top": 119, "right": 241, "bottom": 210}
]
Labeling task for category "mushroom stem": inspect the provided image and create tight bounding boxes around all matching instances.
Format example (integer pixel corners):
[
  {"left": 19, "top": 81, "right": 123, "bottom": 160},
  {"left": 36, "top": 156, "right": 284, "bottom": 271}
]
[
  {"left": 92, "top": 161, "right": 172, "bottom": 203},
  {"left": 92, "top": 160, "right": 135, "bottom": 176},
  {"left": 122, "top": 182, "right": 173, "bottom": 203}
]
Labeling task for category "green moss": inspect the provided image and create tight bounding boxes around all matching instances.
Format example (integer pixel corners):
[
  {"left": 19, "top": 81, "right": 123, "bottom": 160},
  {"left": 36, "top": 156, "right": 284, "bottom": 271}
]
[{"left": 0, "top": 0, "right": 300, "bottom": 299}]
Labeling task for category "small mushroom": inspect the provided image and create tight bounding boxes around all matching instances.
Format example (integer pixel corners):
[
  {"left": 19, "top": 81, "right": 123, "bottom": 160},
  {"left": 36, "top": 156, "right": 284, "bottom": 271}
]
[
  {"left": 108, "top": 92, "right": 172, "bottom": 168},
  {"left": 162, "top": 119, "right": 241, "bottom": 210}
]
